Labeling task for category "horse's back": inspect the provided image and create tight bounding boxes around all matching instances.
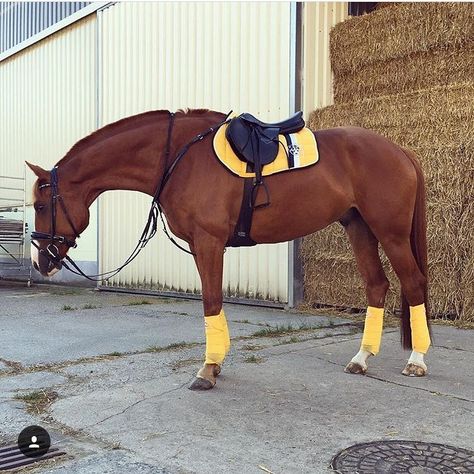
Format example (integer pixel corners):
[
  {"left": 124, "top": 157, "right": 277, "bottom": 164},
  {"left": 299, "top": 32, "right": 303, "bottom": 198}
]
[{"left": 314, "top": 125, "right": 416, "bottom": 180}]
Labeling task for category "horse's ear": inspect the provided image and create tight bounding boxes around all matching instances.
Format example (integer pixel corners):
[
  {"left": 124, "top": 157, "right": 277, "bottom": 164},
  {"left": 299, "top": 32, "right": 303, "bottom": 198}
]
[{"left": 25, "top": 162, "right": 48, "bottom": 180}]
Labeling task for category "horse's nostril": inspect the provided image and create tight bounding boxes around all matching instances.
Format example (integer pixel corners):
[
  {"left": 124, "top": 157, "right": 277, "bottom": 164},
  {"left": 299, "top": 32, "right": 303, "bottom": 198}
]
[{"left": 33, "top": 262, "right": 39, "bottom": 271}]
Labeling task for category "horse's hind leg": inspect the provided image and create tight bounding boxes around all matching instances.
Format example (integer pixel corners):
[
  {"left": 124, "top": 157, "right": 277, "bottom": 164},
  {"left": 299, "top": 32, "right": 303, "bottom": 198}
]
[
  {"left": 188, "top": 232, "right": 230, "bottom": 391},
  {"left": 341, "top": 211, "right": 390, "bottom": 375},
  {"left": 378, "top": 236, "right": 430, "bottom": 376}
]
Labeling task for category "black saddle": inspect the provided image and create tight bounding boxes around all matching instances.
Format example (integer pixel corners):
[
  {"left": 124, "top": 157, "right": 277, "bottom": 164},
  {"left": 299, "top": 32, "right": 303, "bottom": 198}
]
[
  {"left": 225, "top": 111, "right": 305, "bottom": 248},
  {"left": 226, "top": 112, "right": 305, "bottom": 173}
]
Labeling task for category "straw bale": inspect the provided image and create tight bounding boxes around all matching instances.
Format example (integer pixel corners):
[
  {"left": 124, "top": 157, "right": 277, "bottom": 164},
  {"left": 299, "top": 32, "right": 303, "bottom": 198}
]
[
  {"left": 304, "top": 86, "right": 474, "bottom": 321},
  {"left": 375, "top": 3, "right": 401, "bottom": 10},
  {"left": 302, "top": 228, "right": 400, "bottom": 314},
  {"left": 331, "top": 3, "right": 474, "bottom": 77},
  {"left": 309, "top": 83, "right": 474, "bottom": 151},
  {"left": 333, "top": 44, "right": 474, "bottom": 103}
]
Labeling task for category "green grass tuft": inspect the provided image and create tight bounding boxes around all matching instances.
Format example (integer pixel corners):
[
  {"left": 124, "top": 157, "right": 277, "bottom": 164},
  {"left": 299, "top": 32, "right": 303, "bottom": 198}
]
[
  {"left": 82, "top": 304, "right": 98, "bottom": 310},
  {"left": 251, "top": 323, "right": 313, "bottom": 338},
  {"left": 61, "top": 305, "right": 76, "bottom": 311},
  {"left": 243, "top": 355, "right": 264, "bottom": 363},
  {"left": 14, "top": 390, "right": 58, "bottom": 414},
  {"left": 126, "top": 299, "right": 152, "bottom": 306},
  {"left": 145, "top": 341, "right": 196, "bottom": 353},
  {"left": 242, "top": 344, "right": 263, "bottom": 351},
  {"left": 107, "top": 351, "right": 123, "bottom": 357}
]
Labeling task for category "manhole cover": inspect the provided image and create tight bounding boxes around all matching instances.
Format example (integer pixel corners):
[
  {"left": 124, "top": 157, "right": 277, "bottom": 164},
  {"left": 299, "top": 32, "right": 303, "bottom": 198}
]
[
  {"left": 331, "top": 440, "right": 474, "bottom": 474},
  {"left": 0, "top": 443, "right": 66, "bottom": 471}
]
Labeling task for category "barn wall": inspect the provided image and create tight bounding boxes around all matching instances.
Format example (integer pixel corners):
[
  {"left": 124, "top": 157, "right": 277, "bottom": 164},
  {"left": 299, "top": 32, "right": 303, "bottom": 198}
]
[
  {"left": 0, "top": 15, "right": 98, "bottom": 281},
  {"left": 301, "top": 2, "right": 348, "bottom": 117},
  {"left": 0, "top": 1, "right": 348, "bottom": 298},
  {"left": 97, "top": 1, "right": 292, "bottom": 302}
]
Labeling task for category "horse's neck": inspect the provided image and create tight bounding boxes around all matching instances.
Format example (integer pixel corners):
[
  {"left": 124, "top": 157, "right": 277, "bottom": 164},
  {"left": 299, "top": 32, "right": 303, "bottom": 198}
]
[{"left": 63, "top": 120, "right": 172, "bottom": 208}]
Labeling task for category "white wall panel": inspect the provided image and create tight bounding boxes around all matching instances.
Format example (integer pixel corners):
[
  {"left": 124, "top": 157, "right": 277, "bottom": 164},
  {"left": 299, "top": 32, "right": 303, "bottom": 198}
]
[
  {"left": 0, "top": 16, "right": 97, "bottom": 264},
  {"left": 98, "top": 2, "right": 291, "bottom": 301},
  {"left": 302, "top": 2, "right": 348, "bottom": 118}
]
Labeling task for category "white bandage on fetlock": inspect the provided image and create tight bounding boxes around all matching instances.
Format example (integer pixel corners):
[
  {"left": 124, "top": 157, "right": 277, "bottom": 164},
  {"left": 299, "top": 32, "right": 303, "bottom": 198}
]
[
  {"left": 350, "top": 349, "right": 372, "bottom": 370},
  {"left": 360, "top": 306, "right": 384, "bottom": 355},
  {"left": 410, "top": 303, "right": 431, "bottom": 354},
  {"left": 204, "top": 309, "right": 231, "bottom": 365},
  {"left": 407, "top": 351, "right": 427, "bottom": 371}
]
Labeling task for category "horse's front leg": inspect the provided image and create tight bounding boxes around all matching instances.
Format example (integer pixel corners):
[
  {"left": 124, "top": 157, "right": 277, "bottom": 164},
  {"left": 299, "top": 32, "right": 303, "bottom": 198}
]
[{"left": 189, "top": 233, "right": 230, "bottom": 391}]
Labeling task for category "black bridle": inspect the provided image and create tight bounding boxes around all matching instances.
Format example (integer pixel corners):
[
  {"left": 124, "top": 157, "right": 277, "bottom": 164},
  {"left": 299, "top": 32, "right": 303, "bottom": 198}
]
[
  {"left": 31, "top": 110, "right": 231, "bottom": 281},
  {"left": 31, "top": 166, "right": 80, "bottom": 265}
]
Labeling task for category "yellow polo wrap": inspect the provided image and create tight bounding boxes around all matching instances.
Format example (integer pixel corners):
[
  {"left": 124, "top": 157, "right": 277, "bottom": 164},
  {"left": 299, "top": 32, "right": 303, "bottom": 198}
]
[
  {"left": 410, "top": 303, "right": 431, "bottom": 353},
  {"left": 361, "top": 306, "right": 384, "bottom": 355},
  {"left": 205, "top": 309, "right": 231, "bottom": 365}
]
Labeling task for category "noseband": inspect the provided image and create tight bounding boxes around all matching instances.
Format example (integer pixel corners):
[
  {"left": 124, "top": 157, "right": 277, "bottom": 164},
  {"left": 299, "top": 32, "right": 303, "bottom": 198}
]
[{"left": 31, "top": 166, "right": 80, "bottom": 264}]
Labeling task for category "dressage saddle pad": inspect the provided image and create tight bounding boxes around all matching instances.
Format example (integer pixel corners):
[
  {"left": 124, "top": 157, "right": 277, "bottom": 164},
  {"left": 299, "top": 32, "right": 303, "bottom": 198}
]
[{"left": 213, "top": 123, "right": 319, "bottom": 178}]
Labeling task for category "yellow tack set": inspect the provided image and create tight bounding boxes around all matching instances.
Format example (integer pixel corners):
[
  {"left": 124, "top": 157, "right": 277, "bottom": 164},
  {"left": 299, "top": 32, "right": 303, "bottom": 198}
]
[
  {"left": 204, "top": 309, "right": 231, "bottom": 365},
  {"left": 361, "top": 306, "right": 384, "bottom": 355},
  {"left": 410, "top": 303, "right": 431, "bottom": 353}
]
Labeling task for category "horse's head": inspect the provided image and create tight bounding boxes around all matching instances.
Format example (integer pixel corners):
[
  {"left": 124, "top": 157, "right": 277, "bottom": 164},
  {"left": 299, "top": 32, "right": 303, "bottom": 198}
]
[{"left": 27, "top": 162, "right": 90, "bottom": 277}]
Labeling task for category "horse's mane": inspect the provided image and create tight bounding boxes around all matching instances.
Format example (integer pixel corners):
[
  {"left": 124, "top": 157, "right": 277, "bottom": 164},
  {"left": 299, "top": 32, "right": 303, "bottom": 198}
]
[{"left": 57, "top": 108, "right": 225, "bottom": 167}]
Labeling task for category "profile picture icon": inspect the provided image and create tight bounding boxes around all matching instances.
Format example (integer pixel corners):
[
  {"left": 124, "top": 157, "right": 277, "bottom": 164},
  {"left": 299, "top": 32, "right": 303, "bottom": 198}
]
[
  {"left": 29, "top": 436, "right": 40, "bottom": 449},
  {"left": 17, "top": 425, "right": 51, "bottom": 458}
]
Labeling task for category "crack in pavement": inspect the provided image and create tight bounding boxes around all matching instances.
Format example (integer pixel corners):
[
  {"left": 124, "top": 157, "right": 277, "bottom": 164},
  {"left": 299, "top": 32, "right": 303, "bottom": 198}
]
[
  {"left": 364, "top": 372, "right": 474, "bottom": 404},
  {"left": 432, "top": 344, "right": 474, "bottom": 354},
  {"left": 292, "top": 350, "right": 474, "bottom": 405},
  {"left": 250, "top": 329, "right": 474, "bottom": 404},
  {"left": 83, "top": 377, "right": 194, "bottom": 429}
]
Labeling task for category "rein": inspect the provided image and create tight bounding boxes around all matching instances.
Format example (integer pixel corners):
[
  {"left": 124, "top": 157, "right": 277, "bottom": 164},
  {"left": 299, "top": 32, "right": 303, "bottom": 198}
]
[{"left": 31, "top": 111, "right": 232, "bottom": 281}]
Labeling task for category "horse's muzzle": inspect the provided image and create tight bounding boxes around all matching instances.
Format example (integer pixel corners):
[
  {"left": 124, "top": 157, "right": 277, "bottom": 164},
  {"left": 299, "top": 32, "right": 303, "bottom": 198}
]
[{"left": 31, "top": 241, "right": 62, "bottom": 277}]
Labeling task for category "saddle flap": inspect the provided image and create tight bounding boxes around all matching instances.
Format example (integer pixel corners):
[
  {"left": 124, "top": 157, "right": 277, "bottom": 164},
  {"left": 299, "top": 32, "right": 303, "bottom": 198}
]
[{"left": 226, "top": 116, "right": 279, "bottom": 166}]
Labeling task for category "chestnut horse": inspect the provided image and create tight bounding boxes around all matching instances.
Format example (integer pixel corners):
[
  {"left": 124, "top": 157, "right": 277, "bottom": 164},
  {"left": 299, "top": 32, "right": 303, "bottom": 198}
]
[{"left": 27, "top": 109, "right": 431, "bottom": 390}]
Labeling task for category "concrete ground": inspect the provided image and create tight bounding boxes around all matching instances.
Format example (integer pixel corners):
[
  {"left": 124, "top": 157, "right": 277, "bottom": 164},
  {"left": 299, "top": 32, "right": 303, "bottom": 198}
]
[{"left": 0, "top": 281, "right": 472, "bottom": 473}]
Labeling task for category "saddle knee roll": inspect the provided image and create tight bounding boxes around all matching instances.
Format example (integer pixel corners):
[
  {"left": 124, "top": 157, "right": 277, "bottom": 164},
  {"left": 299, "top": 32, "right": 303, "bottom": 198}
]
[
  {"left": 361, "top": 306, "right": 384, "bottom": 355},
  {"left": 410, "top": 303, "right": 431, "bottom": 354}
]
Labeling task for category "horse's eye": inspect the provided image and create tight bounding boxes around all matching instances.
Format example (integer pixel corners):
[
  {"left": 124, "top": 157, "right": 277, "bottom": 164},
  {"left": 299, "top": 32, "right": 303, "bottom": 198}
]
[{"left": 34, "top": 203, "right": 45, "bottom": 213}]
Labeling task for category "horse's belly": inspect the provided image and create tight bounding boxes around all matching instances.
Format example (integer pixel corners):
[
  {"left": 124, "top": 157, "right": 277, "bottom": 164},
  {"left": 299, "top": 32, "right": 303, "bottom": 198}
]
[{"left": 250, "top": 169, "right": 352, "bottom": 243}]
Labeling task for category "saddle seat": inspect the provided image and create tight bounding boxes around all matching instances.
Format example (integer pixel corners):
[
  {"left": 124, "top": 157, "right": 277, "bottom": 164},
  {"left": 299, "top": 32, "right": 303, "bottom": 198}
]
[
  {"left": 226, "top": 111, "right": 305, "bottom": 170},
  {"left": 237, "top": 111, "right": 305, "bottom": 133}
]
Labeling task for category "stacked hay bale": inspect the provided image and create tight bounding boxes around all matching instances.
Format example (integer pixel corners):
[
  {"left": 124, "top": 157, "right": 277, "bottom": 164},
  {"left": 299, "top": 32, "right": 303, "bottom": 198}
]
[{"left": 303, "top": 3, "right": 474, "bottom": 322}]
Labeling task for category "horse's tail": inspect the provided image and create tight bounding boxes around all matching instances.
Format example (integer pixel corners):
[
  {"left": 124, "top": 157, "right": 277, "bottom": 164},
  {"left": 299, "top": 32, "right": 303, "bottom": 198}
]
[{"left": 400, "top": 148, "right": 430, "bottom": 350}]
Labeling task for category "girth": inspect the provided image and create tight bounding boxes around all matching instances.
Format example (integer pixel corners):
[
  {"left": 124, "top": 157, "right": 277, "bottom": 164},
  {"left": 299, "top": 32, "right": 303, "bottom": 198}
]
[{"left": 226, "top": 178, "right": 257, "bottom": 247}]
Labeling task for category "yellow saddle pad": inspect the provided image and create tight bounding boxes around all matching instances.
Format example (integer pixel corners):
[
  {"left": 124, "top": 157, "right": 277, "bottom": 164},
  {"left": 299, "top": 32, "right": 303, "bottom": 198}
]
[{"left": 213, "top": 123, "right": 319, "bottom": 178}]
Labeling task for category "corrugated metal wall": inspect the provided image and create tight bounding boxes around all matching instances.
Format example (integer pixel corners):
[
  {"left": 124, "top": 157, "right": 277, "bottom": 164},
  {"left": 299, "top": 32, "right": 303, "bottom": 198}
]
[
  {"left": 301, "top": 2, "right": 348, "bottom": 117},
  {"left": 0, "top": 2, "right": 90, "bottom": 54},
  {"left": 0, "top": 15, "right": 98, "bottom": 264},
  {"left": 98, "top": 1, "right": 291, "bottom": 301},
  {"left": 0, "top": 1, "right": 347, "bottom": 295}
]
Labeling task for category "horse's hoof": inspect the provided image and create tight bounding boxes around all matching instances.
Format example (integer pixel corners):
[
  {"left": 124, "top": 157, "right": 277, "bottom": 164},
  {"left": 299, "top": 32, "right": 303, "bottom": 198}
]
[
  {"left": 344, "top": 361, "right": 367, "bottom": 375},
  {"left": 188, "top": 363, "right": 221, "bottom": 391},
  {"left": 402, "top": 363, "right": 426, "bottom": 377},
  {"left": 189, "top": 377, "right": 215, "bottom": 391}
]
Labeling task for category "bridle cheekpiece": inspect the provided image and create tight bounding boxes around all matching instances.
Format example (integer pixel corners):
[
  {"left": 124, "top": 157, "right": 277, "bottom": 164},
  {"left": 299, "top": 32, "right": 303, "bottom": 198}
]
[{"left": 31, "top": 166, "right": 80, "bottom": 264}]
